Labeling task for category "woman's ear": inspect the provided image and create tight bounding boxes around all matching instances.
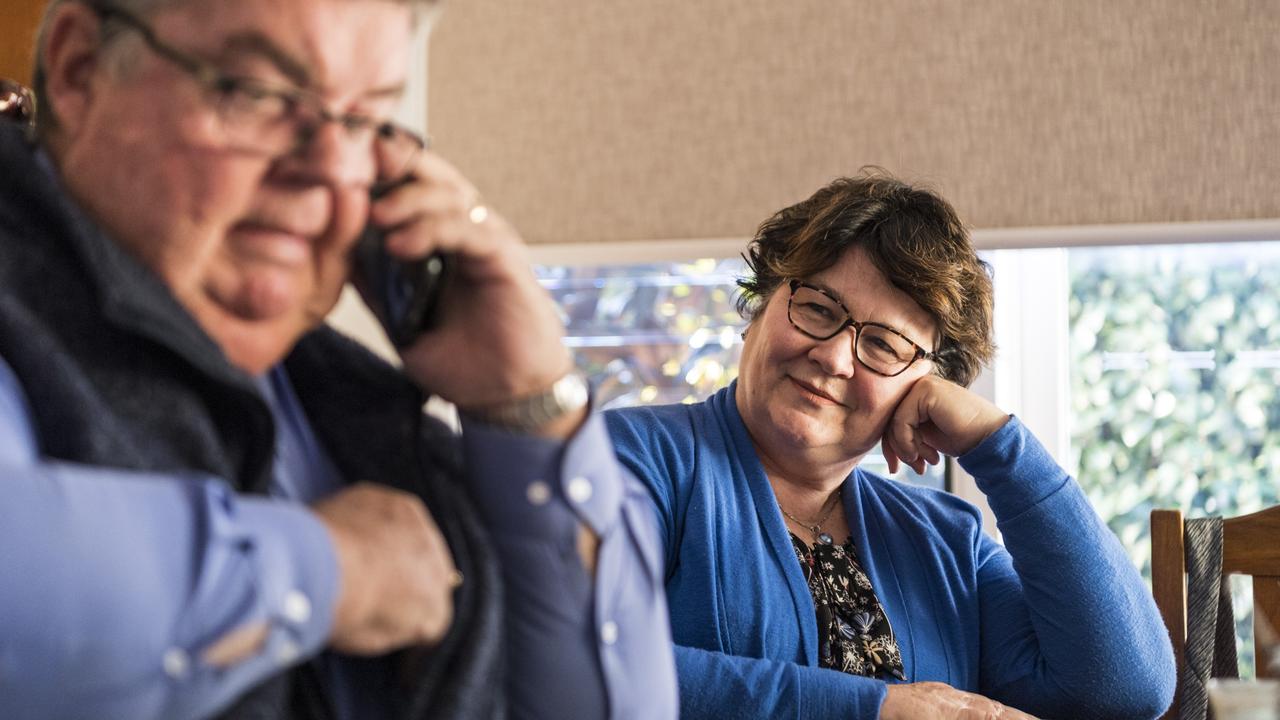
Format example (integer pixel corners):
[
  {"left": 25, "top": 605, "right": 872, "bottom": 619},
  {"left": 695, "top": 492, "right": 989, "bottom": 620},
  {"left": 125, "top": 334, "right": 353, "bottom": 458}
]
[{"left": 39, "top": 3, "right": 106, "bottom": 137}]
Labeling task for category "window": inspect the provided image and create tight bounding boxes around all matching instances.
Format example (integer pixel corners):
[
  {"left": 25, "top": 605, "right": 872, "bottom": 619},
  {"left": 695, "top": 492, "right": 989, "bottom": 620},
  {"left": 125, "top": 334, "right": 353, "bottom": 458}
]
[{"left": 1064, "top": 241, "right": 1280, "bottom": 676}]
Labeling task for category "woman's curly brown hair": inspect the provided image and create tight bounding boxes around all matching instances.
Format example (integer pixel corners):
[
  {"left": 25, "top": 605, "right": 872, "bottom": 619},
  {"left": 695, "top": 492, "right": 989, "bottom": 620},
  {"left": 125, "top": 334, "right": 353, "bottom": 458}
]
[{"left": 736, "top": 169, "right": 995, "bottom": 387}]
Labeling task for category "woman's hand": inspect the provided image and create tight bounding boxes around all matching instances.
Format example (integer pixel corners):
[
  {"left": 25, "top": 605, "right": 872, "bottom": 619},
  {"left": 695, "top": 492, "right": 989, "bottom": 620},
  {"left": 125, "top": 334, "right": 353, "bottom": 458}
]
[
  {"left": 882, "top": 682, "right": 1039, "bottom": 719},
  {"left": 880, "top": 375, "right": 1010, "bottom": 475}
]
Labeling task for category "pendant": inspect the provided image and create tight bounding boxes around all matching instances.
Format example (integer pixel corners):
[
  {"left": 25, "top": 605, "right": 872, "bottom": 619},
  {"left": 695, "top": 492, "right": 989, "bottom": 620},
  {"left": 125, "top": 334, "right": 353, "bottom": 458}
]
[{"left": 818, "top": 532, "right": 834, "bottom": 545}]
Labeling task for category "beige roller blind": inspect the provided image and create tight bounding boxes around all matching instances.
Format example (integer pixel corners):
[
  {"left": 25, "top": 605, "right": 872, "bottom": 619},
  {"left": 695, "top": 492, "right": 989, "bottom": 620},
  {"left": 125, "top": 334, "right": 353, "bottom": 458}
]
[{"left": 426, "top": 0, "right": 1280, "bottom": 247}]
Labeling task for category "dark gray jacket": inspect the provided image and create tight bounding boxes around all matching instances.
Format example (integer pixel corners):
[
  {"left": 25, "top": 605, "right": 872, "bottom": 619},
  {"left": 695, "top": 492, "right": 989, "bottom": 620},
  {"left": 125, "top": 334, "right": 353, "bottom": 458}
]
[{"left": 0, "top": 118, "right": 503, "bottom": 720}]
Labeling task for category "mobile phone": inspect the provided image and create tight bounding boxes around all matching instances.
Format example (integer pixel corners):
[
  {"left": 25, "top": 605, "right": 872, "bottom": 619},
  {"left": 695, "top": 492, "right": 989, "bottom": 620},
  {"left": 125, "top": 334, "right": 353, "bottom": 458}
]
[{"left": 353, "top": 179, "right": 452, "bottom": 347}]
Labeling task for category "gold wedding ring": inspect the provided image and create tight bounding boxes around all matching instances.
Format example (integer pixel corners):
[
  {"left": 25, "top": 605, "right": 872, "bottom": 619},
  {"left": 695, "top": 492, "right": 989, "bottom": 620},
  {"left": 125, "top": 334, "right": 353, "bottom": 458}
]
[{"left": 465, "top": 192, "right": 489, "bottom": 224}]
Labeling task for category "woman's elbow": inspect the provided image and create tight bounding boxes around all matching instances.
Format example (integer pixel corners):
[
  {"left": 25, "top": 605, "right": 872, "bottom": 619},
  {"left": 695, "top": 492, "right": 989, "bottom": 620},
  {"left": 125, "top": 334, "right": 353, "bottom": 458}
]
[{"left": 1094, "top": 639, "right": 1177, "bottom": 720}]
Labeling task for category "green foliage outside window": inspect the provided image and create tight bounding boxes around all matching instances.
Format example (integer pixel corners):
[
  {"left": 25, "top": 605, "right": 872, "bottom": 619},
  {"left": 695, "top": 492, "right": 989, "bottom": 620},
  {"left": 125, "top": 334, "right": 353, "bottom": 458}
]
[{"left": 1068, "top": 242, "right": 1280, "bottom": 676}]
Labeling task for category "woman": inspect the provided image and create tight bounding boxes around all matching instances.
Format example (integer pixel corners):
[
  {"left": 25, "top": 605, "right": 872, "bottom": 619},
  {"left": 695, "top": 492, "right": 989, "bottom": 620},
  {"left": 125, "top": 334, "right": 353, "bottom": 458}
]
[{"left": 605, "top": 172, "right": 1175, "bottom": 719}]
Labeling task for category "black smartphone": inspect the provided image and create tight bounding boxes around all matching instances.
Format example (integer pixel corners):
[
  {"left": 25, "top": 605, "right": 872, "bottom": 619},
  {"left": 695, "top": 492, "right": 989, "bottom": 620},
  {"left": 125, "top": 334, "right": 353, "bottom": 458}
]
[{"left": 353, "top": 179, "right": 452, "bottom": 348}]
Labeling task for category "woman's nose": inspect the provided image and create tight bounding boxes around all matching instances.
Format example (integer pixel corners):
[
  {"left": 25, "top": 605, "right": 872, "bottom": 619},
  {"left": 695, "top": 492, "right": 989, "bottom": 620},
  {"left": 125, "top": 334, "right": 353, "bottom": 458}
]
[{"left": 808, "top": 329, "right": 857, "bottom": 378}]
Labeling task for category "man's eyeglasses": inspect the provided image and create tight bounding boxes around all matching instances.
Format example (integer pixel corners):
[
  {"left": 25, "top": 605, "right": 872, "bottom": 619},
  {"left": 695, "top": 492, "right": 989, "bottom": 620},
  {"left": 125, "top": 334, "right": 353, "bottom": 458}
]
[
  {"left": 84, "top": 1, "right": 427, "bottom": 180},
  {"left": 786, "top": 279, "right": 938, "bottom": 378}
]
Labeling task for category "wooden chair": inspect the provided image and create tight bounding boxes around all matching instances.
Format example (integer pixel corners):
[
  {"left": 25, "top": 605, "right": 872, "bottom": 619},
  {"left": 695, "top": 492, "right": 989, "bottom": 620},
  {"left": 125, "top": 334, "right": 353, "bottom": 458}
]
[{"left": 1151, "top": 505, "right": 1280, "bottom": 719}]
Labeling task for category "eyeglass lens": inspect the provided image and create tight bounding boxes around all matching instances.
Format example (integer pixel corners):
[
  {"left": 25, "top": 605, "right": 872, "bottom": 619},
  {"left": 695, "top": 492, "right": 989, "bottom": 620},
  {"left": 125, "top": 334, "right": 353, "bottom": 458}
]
[
  {"left": 207, "top": 84, "right": 424, "bottom": 181},
  {"left": 788, "top": 284, "right": 919, "bottom": 376}
]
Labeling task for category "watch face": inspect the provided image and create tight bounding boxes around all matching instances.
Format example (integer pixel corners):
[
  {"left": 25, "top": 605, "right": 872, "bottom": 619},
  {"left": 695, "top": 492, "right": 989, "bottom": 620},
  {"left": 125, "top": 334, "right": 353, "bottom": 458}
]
[{"left": 553, "top": 372, "right": 590, "bottom": 410}]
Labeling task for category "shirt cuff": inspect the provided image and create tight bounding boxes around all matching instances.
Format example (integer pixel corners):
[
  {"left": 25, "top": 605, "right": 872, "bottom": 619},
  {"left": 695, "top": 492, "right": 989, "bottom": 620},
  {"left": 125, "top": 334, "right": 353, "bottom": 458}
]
[
  {"left": 955, "top": 415, "right": 1071, "bottom": 520},
  {"left": 226, "top": 496, "right": 339, "bottom": 665},
  {"left": 461, "top": 409, "right": 623, "bottom": 539}
]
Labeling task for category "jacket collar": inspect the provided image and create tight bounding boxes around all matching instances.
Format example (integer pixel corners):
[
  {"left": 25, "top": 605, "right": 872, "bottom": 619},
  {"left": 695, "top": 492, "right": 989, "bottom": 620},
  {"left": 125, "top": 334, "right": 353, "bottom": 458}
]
[{"left": 0, "top": 118, "right": 259, "bottom": 394}]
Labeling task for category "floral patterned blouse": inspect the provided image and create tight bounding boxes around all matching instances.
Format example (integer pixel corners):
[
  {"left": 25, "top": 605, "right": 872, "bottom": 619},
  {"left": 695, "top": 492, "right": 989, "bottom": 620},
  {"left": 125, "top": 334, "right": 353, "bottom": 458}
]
[{"left": 788, "top": 533, "right": 907, "bottom": 680}]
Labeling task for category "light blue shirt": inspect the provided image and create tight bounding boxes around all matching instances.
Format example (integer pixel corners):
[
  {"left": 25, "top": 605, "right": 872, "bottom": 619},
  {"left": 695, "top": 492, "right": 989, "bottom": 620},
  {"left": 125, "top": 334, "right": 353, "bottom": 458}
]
[{"left": 0, "top": 352, "right": 677, "bottom": 719}]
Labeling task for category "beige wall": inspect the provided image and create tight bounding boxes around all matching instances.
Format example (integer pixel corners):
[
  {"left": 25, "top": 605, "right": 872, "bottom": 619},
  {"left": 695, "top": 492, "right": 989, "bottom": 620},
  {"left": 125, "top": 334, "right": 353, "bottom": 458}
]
[{"left": 427, "top": 1, "right": 1280, "bottom": 247}]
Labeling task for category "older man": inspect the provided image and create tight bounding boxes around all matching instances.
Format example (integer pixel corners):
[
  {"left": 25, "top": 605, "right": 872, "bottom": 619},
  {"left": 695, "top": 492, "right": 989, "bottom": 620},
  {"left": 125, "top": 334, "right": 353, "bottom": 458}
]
[{"left": 0, "top": 0, "right": 675, "bottom": 718}]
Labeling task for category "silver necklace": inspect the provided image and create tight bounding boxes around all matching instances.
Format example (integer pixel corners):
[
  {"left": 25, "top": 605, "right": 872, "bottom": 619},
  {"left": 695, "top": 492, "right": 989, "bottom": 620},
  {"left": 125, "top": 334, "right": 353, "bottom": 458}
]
[{"left": 778, "top": 492, "right": 841, "bottom": 545}]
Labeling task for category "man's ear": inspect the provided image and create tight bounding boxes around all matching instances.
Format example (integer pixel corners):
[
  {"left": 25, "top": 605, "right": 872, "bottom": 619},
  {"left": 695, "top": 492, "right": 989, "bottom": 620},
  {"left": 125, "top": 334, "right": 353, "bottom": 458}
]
[{"left": 40, "top": 3, "right": 106, "bottom": 137}]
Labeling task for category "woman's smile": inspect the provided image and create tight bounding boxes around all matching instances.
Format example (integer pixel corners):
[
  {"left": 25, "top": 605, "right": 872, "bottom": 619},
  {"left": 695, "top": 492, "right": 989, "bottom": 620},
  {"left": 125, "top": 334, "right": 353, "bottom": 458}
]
[{"left": 787, "top": 375, "right": 844, "bottom": 407}]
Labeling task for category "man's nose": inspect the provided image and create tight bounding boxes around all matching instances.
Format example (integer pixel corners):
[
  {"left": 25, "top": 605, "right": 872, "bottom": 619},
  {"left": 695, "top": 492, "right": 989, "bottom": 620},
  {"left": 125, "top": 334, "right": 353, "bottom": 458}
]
[
  {"left": 286, "top": 121, "right": 377, "bottom": 188},
  {"left": 809, "top": 328, "right": 857, "bottom": 378}
]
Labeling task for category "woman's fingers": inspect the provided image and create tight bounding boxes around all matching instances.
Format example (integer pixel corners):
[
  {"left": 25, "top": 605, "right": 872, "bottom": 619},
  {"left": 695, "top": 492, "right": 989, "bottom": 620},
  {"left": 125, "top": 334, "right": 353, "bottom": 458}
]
[
  {"left": 884, "top": 392, "right": 940, "bottom": 475},
  {"left": 882, "top": 682, "right": 1041, "bottom": 720},
  {"left": 882, "top": 442, "right": 901, "bottom": 475}
]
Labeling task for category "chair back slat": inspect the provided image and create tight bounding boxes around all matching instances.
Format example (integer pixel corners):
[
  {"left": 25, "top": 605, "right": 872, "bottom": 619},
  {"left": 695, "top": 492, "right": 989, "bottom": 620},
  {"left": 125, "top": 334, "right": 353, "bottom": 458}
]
[
  {"left": 1151, "top": 505, "right": 1280, "bottom": 720},
  {"left": 1223, "top": 506, "right": 1280, "bottom": 575},
  {"left": 1255, "top": 577, "right": 1280, "bottom": 679},
  {"left": 1152, "top": 508, "right": 1188, "bottom": 720}
]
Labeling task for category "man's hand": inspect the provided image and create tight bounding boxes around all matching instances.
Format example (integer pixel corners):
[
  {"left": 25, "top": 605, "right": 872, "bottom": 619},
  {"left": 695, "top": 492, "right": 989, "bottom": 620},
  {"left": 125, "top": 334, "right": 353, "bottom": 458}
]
[
  {"left": 882, "top": 682, "right": 1040, "bottom": 719},
  {"left": 881, "top": 375, "right": 1010, "bottom": 475},
  {"left": 360, "top": 148, "right": 575, "bottom": 422},
  {"left": 312, "top": 484, "right": 457, "bottom": 655}
]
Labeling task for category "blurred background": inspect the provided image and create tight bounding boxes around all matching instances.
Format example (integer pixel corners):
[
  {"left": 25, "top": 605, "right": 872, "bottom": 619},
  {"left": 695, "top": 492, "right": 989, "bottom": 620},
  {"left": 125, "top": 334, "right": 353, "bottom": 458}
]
[{"left": 0, "top": 0, "right": 43, "bottom": 84}]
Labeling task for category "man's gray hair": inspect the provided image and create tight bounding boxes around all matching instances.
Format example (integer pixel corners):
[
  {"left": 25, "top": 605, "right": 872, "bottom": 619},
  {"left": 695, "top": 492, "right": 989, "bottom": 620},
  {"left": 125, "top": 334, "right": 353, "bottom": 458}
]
[{"left": 31, "top": 0, "right": 438, "bottom": 137}]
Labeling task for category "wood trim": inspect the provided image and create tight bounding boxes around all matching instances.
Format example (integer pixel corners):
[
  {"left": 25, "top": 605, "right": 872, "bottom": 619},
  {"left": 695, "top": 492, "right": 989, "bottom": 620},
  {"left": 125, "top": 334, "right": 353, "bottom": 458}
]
[
  {"left": 1222, "top": 506, "right": 1280, "bottom": 576},
  {"left": 1223, "top": 505, "right": 1280, "bottom": 680},
  {"left": 1255, "top": 578, "right": 1280, "bottom": 680},
  {"left": 0, "top": 0, "right": 44, "bottom": 84},
  {"left": 1152, "top": 504, "right": 1280, "bottom": 716},
  {"left": 1150, "top": 509, "right": 1186, "bottom": 720}
]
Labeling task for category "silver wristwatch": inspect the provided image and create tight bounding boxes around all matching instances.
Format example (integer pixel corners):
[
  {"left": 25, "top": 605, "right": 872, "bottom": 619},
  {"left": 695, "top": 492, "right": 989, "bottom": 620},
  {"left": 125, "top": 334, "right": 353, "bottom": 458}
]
[{"left": 462, "top": 372, "right": 590, "bottom": 432}]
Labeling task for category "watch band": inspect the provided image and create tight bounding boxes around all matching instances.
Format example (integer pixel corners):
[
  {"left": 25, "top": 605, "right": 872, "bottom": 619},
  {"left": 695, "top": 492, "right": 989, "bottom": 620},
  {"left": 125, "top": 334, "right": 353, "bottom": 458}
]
[{"left": 461, "top": 371, "right": 590, "bottom": 432}]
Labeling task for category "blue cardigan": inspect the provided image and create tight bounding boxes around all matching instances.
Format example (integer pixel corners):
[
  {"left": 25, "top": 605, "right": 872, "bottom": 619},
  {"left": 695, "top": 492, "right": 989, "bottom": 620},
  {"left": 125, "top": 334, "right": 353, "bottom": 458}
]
[{"left": 605, "top": 383, "right": 1175, "bottom": 719}]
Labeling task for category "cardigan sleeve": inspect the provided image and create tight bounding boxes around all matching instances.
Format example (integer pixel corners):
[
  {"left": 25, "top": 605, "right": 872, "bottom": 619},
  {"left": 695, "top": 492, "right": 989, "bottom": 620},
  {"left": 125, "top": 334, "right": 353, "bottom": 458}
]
[
  {"left": 961, "top": 417, "right": 1176, "bottom": 720},
  {"left": 675, "top": 645, "right": 887, "bottom": 719}
]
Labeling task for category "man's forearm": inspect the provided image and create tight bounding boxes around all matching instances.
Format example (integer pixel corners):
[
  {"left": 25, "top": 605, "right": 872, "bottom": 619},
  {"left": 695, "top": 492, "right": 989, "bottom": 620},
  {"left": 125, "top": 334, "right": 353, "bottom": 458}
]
[
  {"left": 463, "top": 411, "right": 678, "bottom": 719},
  {"left": 0, "top": 462, "right": 340, "bottom": 719}
]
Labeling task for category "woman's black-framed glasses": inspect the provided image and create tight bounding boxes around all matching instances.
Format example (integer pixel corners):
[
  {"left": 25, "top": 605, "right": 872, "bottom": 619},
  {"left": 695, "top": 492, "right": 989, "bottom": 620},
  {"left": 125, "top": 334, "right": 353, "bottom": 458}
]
[
  {"left": 82, "top": 1, "right": 427, "bottom": 180},
  {"left": 786, "top": 279, "right": 937, "bottom": 378}
]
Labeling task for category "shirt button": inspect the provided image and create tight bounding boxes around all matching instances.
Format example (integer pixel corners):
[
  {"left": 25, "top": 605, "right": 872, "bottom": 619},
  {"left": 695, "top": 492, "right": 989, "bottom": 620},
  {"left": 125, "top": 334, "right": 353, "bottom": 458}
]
[
  {"left": 566, "top": 476, "right": 593, "bottom": 504},
  {"left": 162, "top": 648, "right": 190, "bottom": 679},
  {"left": 282, "top": 590, "right": 311, "bottom": 625},
  {"left": 600, "top": 620, "right": 619, "bottom": 646},
  {"left": 277, "top": 639, "right": 301, "bottom": 665},
  {"left": 526, "top": 480, "right": 552, "bottom": 506}
]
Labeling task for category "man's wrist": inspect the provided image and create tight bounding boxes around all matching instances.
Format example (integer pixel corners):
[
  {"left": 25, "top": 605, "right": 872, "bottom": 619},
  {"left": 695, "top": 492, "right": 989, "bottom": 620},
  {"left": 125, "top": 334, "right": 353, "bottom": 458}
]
[{"left": 459, "top": 371, "right": 589, "bottom": 435}]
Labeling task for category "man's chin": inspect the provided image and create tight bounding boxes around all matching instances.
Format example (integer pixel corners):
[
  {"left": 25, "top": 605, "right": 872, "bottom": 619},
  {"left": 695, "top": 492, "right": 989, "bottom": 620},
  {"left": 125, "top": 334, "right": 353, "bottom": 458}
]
[
  {"left": 209, "top": 312, "right": 312, "bottom": 374},
  {"left": 219, "top": 273, "right": 307, "bottom": 321},
  {"left": 192, "top": 283, "right": 317, "bottom": 374}
]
